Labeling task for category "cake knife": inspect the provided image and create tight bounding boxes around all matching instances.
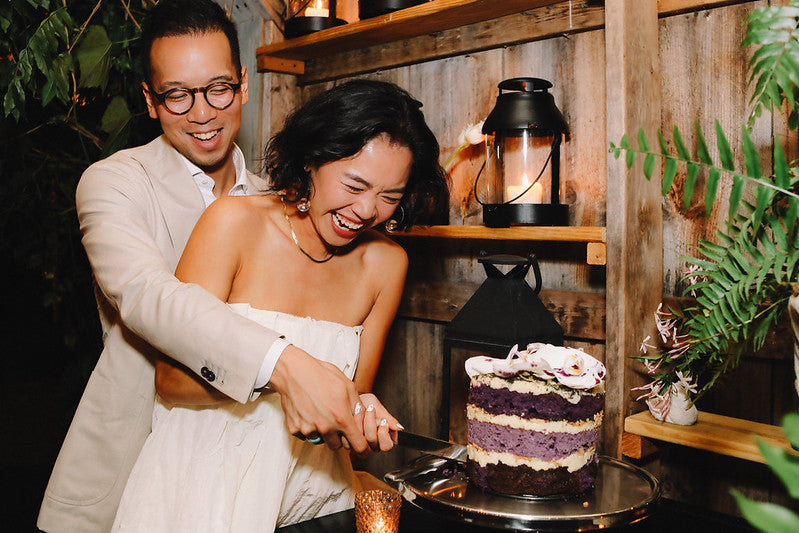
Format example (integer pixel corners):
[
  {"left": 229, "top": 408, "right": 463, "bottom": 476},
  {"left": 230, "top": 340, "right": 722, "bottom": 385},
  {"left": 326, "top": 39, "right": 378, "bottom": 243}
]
[{"left": 395, "top": 430, "right": 467, "bottom": 463}]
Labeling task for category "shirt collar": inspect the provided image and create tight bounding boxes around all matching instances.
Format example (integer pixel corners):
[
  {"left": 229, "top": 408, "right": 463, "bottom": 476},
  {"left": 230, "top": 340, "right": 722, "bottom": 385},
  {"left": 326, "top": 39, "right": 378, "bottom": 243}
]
[{"left": 180, "top": 144, "right": 249, "bottom": 198}]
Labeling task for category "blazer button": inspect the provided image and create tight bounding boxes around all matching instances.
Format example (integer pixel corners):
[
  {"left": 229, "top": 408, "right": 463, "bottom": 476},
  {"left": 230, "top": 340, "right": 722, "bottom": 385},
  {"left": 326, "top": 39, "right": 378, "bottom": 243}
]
[{"left": 200, "top": 366, "right": 216, "bottom": 382}]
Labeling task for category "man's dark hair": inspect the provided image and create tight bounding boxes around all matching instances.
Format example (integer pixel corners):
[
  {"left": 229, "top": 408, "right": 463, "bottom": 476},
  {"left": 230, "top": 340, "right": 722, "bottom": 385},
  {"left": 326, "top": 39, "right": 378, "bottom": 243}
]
[
  {"left": 139, "top": 0, "right": 242, "bottom": 86},
  {"left": 264, "top": 79, "right": 450, "bottom": 230}
]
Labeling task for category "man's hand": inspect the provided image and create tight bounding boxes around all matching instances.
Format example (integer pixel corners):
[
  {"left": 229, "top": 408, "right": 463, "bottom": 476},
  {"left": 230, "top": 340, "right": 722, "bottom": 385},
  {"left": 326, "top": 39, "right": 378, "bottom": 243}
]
[{"left": 268, "top": 344, "right": 369, "bottom": 453}]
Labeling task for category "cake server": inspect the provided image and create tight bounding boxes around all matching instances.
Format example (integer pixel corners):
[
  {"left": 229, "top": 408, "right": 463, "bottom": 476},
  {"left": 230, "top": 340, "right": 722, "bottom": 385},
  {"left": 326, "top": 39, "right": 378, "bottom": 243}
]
[{"left": 395, "top": 430, "right": 467, "bottom": 463}]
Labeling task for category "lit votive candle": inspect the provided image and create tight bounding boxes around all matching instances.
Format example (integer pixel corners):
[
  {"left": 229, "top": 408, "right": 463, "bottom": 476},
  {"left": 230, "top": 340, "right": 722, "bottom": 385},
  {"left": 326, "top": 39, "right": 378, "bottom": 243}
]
[
  {"left": 355, "top": 489, "right": 401, "bottom": 533},
  {"left": 506, "top": 180, "right": 544, "bottom": 203},
  {"left": 304, "top": 0, "right": 328, "bottom": 17}
]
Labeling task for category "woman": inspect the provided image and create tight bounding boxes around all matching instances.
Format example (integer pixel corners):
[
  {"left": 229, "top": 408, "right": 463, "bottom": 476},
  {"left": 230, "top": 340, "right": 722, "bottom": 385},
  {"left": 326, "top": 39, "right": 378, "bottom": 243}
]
[{"left": 112, "top": 79, "right": 448, "bottom": 531}]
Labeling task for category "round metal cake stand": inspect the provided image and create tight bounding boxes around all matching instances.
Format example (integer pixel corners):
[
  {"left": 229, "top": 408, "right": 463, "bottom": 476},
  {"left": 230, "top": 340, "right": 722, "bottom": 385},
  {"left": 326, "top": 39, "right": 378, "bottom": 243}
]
[{"left": 384, "top": 455, "right": 660, "bottom": 531}]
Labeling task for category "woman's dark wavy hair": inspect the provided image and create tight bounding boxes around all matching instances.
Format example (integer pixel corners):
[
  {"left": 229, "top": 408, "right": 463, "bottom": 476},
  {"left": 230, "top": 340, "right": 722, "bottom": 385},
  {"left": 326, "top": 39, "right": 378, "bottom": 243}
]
[
  {"left": 139, "top": 0, "right": 242, "bottom": 87},
  {"left": 264, "top": 79, "right": 449, "bottom": 230}
]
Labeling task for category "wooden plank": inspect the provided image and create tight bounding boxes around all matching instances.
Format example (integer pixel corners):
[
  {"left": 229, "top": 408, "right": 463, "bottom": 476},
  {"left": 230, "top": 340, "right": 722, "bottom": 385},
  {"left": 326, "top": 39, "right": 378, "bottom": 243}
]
[
  {"left": 298, "top": 2, "right": 606, "bottom": 83},
  {"left": 624, "top": 410, "right": 793, "bottom": 463},
  {"left": 256, "top": 0, "right": 753, "bottom": 79},
  {"left": 398, "top": 280, "right": 607, "bottom": 341},
  {"left": 387, "top": 225, "right": 606, "bottom": 242},
  {"left": 658, "top": 0, "right": 753, "bottom": 16},
  {"left": 259, "top": 55, "right": 305, "bottom": 75},
  {"left": 586, "top": 242, "right": 606, "bottom": 265},
  {"left": 621, "top": 432, "right": 659, "bottom": 460},
  {"left": 603, "top": 0, "right": 663, "bottom": 459},
  {"left": 257, "top": 0, "right": 285, "bottom": 32},
  {"left": 256, "top": 0, "right": 563, "bottom": 60}
]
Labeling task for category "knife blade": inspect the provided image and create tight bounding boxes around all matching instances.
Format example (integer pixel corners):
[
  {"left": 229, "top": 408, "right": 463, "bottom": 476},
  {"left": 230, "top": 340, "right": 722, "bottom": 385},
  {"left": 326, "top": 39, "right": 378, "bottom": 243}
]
[{"left": 396, "top": 430, "right": 467, "bottom": 463}]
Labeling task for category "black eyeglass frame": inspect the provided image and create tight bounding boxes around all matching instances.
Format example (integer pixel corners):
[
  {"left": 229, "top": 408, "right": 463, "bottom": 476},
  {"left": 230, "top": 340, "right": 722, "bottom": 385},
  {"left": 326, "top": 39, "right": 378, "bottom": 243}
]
[{"left": 151, "top": 81, "right": 242, "bottom": 115}]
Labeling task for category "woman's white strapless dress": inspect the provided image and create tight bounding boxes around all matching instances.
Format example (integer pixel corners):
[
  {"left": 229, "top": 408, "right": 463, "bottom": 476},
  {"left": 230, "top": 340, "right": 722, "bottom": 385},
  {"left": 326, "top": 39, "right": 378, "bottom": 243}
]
[{"left": 112, "top": 304, "right": 363, "bottom": 532}]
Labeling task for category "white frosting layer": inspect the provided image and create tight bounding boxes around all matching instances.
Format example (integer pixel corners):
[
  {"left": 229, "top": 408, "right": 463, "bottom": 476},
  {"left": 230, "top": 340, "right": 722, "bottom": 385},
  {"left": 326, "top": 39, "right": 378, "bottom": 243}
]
[
  {"left": 465, "top": 343, "right": 605, "bottom": 390},
  {"left": 466, "top": 404, "right": 603, "bottom": 433},
  {"left": 467, "top": 444, "right": 596, "bottom": 472}
]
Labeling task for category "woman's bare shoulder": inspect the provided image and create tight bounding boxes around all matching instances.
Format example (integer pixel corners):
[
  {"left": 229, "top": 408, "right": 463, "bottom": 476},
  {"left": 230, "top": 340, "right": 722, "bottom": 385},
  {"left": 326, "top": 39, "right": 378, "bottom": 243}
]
[
  {"left": 198, "top": 194, "right": 281, "bottom": 230},
  {"left": 359, "top": 230, "right": 408, "bottom": 276}
]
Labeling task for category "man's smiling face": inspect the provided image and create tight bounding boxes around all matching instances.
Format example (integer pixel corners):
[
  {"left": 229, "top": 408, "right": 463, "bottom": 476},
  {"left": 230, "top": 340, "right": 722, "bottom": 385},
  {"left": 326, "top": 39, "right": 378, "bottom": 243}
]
[{"left": 142, "top": 30, "right": 248, "bottom": 180}]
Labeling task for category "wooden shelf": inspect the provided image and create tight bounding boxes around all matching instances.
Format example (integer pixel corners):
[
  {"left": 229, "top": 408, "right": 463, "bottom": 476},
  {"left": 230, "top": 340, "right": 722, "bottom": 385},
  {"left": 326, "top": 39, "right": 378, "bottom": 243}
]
[
  {"left": 256, "top": 0, "right": 562, "bottom": 74},
  {"left": 255, "top": 0, "right": 743, "bottom": 77},
  {"left": 389, "top": 225, "right": 605, "bottom": 242},
  {"left": 387, "top": 225, "right": 606, "bottom": 264},
  {"left": 623, "top": 410, "right": 793, "bottom": 464}
]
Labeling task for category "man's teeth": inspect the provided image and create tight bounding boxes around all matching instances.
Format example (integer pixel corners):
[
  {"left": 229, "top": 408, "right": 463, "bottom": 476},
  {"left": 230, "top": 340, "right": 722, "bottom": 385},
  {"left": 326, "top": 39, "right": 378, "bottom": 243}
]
[
  {"left": 191, "top": 130, "right": 220, "bottom": 141},
  {"left": 333, "top": 212, "right": 363, "bottom": 231}
]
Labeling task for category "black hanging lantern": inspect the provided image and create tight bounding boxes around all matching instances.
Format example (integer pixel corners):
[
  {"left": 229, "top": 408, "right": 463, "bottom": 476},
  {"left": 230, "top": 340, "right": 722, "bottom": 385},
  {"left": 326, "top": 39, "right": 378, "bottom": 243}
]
[
  {"left": 441, "top": 254, "right": 564, "bottom": 439},
  {"left": 477, "top": 77, "right": 570, "bottom": 228},
  {"left": 284, "top": 0, "right": 346, "bottom": 39}
]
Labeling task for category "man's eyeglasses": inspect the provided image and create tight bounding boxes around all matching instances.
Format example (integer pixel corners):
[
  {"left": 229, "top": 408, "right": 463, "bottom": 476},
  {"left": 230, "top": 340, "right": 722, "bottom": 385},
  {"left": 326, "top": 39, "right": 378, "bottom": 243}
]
[{"left": 151, "top": 82, "right": 242, "bottom": 115}]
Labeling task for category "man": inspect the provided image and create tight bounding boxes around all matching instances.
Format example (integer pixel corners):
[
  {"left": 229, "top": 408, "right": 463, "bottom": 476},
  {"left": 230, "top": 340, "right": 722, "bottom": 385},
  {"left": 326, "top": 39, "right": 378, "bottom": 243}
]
[{"left": 38, "top": 1, "right": 370, "bottom": 530}]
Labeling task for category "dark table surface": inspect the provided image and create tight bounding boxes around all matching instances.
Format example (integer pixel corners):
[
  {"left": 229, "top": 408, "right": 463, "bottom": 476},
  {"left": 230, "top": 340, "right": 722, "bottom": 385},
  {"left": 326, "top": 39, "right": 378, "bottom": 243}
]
[{"left": 276, "top": 497, "right": 755, "bottom": 532}]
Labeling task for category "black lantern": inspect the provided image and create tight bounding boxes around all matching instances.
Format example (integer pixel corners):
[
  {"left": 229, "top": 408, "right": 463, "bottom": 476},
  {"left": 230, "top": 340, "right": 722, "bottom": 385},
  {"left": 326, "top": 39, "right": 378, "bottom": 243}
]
[
  {"left": 441, "top": 254, "right": 564, "bottom": 439},
  {"left": 284, "top": 0, "right": 346, "bottom": 39},
  {"left": 358, "top": 0, "right": 426, "bottom": 19},
  {"left": 478, "top": 77, "right": 569, "bottom": 228}
]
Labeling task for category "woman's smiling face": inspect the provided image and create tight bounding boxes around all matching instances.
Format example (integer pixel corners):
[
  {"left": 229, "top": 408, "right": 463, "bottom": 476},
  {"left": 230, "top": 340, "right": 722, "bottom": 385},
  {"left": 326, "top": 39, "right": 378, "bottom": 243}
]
[{"left": 307, "top": 134, "right": 412, "bottom": 247}]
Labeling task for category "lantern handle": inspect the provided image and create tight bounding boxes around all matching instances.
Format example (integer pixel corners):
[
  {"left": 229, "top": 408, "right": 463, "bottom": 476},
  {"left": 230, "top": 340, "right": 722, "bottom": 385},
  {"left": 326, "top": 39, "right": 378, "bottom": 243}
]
[
  {"left": 477, "top": 253, "right": 542, "bottom": 294},
  {"left": 528, "top": 254, "right": 543, "bottom": 295},
  {"left": 471, "top": 136, "right": 559, "bottom": 206}
]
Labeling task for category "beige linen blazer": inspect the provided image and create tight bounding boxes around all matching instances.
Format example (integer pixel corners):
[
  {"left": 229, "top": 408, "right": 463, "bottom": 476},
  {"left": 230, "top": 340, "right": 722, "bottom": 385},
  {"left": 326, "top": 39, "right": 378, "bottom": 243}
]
[{"left": 38, "top": 136, "right": 282, "bottom": 532}]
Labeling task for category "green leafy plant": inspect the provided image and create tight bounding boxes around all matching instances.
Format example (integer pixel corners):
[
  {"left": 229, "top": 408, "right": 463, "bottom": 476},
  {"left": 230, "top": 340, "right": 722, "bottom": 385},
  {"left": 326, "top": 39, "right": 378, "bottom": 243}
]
[
  {"left": 610, "top": 1, "right": 799, "bottom": 528},
  {"left": 733, "top": 413, "right": 799, "bottom": 532},
  {"left": 609, "top": 1, "right": 799, "bottom": 404},
  {"left": 1, "top": 0, "right": 158, "bottom": 362}
]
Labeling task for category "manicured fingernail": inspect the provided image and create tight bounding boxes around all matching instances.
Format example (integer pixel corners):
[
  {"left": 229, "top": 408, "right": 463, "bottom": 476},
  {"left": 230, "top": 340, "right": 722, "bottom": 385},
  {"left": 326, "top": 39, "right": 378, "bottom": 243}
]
[
  {"left": 367, "top": 404, "right": 375, "bottom": 412},
  {"left": 397, "top": 423, "right": 405, "bottom": 430},
  {"left": 354, "top": 402, "right": 363, "bottom": 415}
]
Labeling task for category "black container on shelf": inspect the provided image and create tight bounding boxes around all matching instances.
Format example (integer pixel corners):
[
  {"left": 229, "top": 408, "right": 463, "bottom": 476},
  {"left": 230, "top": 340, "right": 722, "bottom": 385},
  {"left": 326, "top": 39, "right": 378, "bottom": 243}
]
[
  {"left": 358, "top": 0, "right": 426, "bottom": 20},
  {"left": 284, "top": 15, "right": 346, "bottom": 39}
]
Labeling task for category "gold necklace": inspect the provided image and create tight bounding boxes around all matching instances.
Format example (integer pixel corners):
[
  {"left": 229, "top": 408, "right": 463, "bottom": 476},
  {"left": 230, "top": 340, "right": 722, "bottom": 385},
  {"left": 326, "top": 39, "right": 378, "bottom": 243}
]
[{"left": 281, "top": 198, "right": 336, "bottom": 264}]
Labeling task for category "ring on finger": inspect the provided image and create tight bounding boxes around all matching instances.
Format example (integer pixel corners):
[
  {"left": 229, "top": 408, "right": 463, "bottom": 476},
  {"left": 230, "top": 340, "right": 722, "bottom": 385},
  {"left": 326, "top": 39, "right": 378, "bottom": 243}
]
[{"left": 307, "top": 432, "right": 323, "bottom": 445}]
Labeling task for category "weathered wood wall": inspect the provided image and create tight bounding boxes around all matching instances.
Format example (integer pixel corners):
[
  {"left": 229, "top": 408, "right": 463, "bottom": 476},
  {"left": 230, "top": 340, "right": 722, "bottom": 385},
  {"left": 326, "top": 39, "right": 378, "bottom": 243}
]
[{"left": 255, "top": 0, "right": 797, "bottom": 517}]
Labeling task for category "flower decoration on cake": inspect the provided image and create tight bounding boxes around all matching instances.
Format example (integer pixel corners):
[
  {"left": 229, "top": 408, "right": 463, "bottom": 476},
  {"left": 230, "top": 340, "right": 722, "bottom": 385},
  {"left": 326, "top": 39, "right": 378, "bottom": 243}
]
[{"left": 465, "top": 343, "right": 606, "bottom": 390}]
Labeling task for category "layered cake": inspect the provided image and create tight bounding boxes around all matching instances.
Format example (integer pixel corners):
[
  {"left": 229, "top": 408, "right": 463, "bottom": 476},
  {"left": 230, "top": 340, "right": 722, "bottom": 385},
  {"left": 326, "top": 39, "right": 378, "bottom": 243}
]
[{"left": 465, "top": 343, "right": 606, "bottom": 497}]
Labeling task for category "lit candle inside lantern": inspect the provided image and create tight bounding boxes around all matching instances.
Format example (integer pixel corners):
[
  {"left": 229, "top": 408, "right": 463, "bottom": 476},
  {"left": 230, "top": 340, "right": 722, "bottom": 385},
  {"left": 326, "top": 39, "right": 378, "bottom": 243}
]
[
  {"left": 506, "top": 175, "right": 544, "bottom": 203},
  {"left": 304, "top": 0, "right": 329, "bottom": 17}
]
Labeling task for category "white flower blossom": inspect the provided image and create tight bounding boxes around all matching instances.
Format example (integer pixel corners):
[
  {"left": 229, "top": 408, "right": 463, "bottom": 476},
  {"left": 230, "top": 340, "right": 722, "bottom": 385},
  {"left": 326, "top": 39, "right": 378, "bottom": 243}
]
[
  {"left": 443, "top": 120, "right": 486, "bottom": 171},
  {"left": 458, "top": 120, "right": 485, "bottom": 146}
]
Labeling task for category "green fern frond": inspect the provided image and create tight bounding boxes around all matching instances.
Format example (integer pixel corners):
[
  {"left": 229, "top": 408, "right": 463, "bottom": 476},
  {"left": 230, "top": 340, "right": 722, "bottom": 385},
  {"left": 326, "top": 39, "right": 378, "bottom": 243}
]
[{"left": 744, "top": 2, "right": 799, "bottom": 126}]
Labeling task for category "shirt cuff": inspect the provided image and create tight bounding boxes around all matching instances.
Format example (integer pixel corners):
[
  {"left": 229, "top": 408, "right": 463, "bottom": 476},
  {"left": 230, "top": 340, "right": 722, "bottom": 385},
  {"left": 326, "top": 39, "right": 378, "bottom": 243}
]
[{"left": 250, "top": 337, "right": 290, "bottom": 400}]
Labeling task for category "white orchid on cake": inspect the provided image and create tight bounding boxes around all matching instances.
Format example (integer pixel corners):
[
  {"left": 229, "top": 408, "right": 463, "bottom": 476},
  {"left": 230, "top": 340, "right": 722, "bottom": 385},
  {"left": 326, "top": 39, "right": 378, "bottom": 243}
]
[{"left": 465, "top": 343, "right": 606, "bottom": 390}]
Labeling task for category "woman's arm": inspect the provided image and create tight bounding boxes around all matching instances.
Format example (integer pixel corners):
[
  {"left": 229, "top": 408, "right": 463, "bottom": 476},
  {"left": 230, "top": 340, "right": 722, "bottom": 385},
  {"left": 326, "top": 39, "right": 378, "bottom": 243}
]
[
  {"left": 352, "top": 238, "right": 408, "bottom": 451},
  {"left": 353, "top": 239, "right": 408, "bottom": 393},
  {"left": 154, "top": 197, "right": 251, "bottom": 405}
]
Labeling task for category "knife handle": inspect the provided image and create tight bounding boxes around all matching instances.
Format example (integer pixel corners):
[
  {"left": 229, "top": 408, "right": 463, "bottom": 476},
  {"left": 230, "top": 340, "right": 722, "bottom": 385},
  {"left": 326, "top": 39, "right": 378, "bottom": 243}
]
[{"left": 384, "top": 455, "right": 449, "bottom": 484}]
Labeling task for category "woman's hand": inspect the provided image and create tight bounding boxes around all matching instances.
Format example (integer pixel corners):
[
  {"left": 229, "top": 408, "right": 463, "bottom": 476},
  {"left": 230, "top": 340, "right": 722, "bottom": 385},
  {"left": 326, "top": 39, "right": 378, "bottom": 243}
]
[{"left": 354, "top": 393, "right": 402, "bottom": 454}]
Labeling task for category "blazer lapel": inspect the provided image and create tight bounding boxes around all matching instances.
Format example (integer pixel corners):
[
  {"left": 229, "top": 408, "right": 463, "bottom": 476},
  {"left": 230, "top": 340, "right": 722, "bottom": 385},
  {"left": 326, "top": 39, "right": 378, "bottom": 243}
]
[{"left": 134, "top": 136, "right": 205, "bottom": 262}]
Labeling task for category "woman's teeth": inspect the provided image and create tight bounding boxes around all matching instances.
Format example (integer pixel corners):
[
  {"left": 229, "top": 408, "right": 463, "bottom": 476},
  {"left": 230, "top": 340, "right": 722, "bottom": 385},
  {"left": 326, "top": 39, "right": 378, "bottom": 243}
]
[{"left": 333, "top": 212, "right": 363, "bottom": 231}]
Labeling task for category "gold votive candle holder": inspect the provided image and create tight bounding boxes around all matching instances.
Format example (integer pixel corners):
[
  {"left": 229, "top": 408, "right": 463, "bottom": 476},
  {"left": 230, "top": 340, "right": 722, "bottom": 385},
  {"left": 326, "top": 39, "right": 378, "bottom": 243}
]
[{"left": 355, "top": 489, "right": 401, "bottom": 533}]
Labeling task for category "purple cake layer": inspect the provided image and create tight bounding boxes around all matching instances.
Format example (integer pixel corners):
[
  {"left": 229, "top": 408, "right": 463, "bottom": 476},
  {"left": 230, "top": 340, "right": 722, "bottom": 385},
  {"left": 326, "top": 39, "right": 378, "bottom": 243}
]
[
  {"left": 466, "top": 455, "right": 598, "bottom": 497},
  {"left": 467, "top": 420, "right": 599, "bottom": 461},
  {"left": 468, "top": 384, "right": 603, "bottom": 422}
]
